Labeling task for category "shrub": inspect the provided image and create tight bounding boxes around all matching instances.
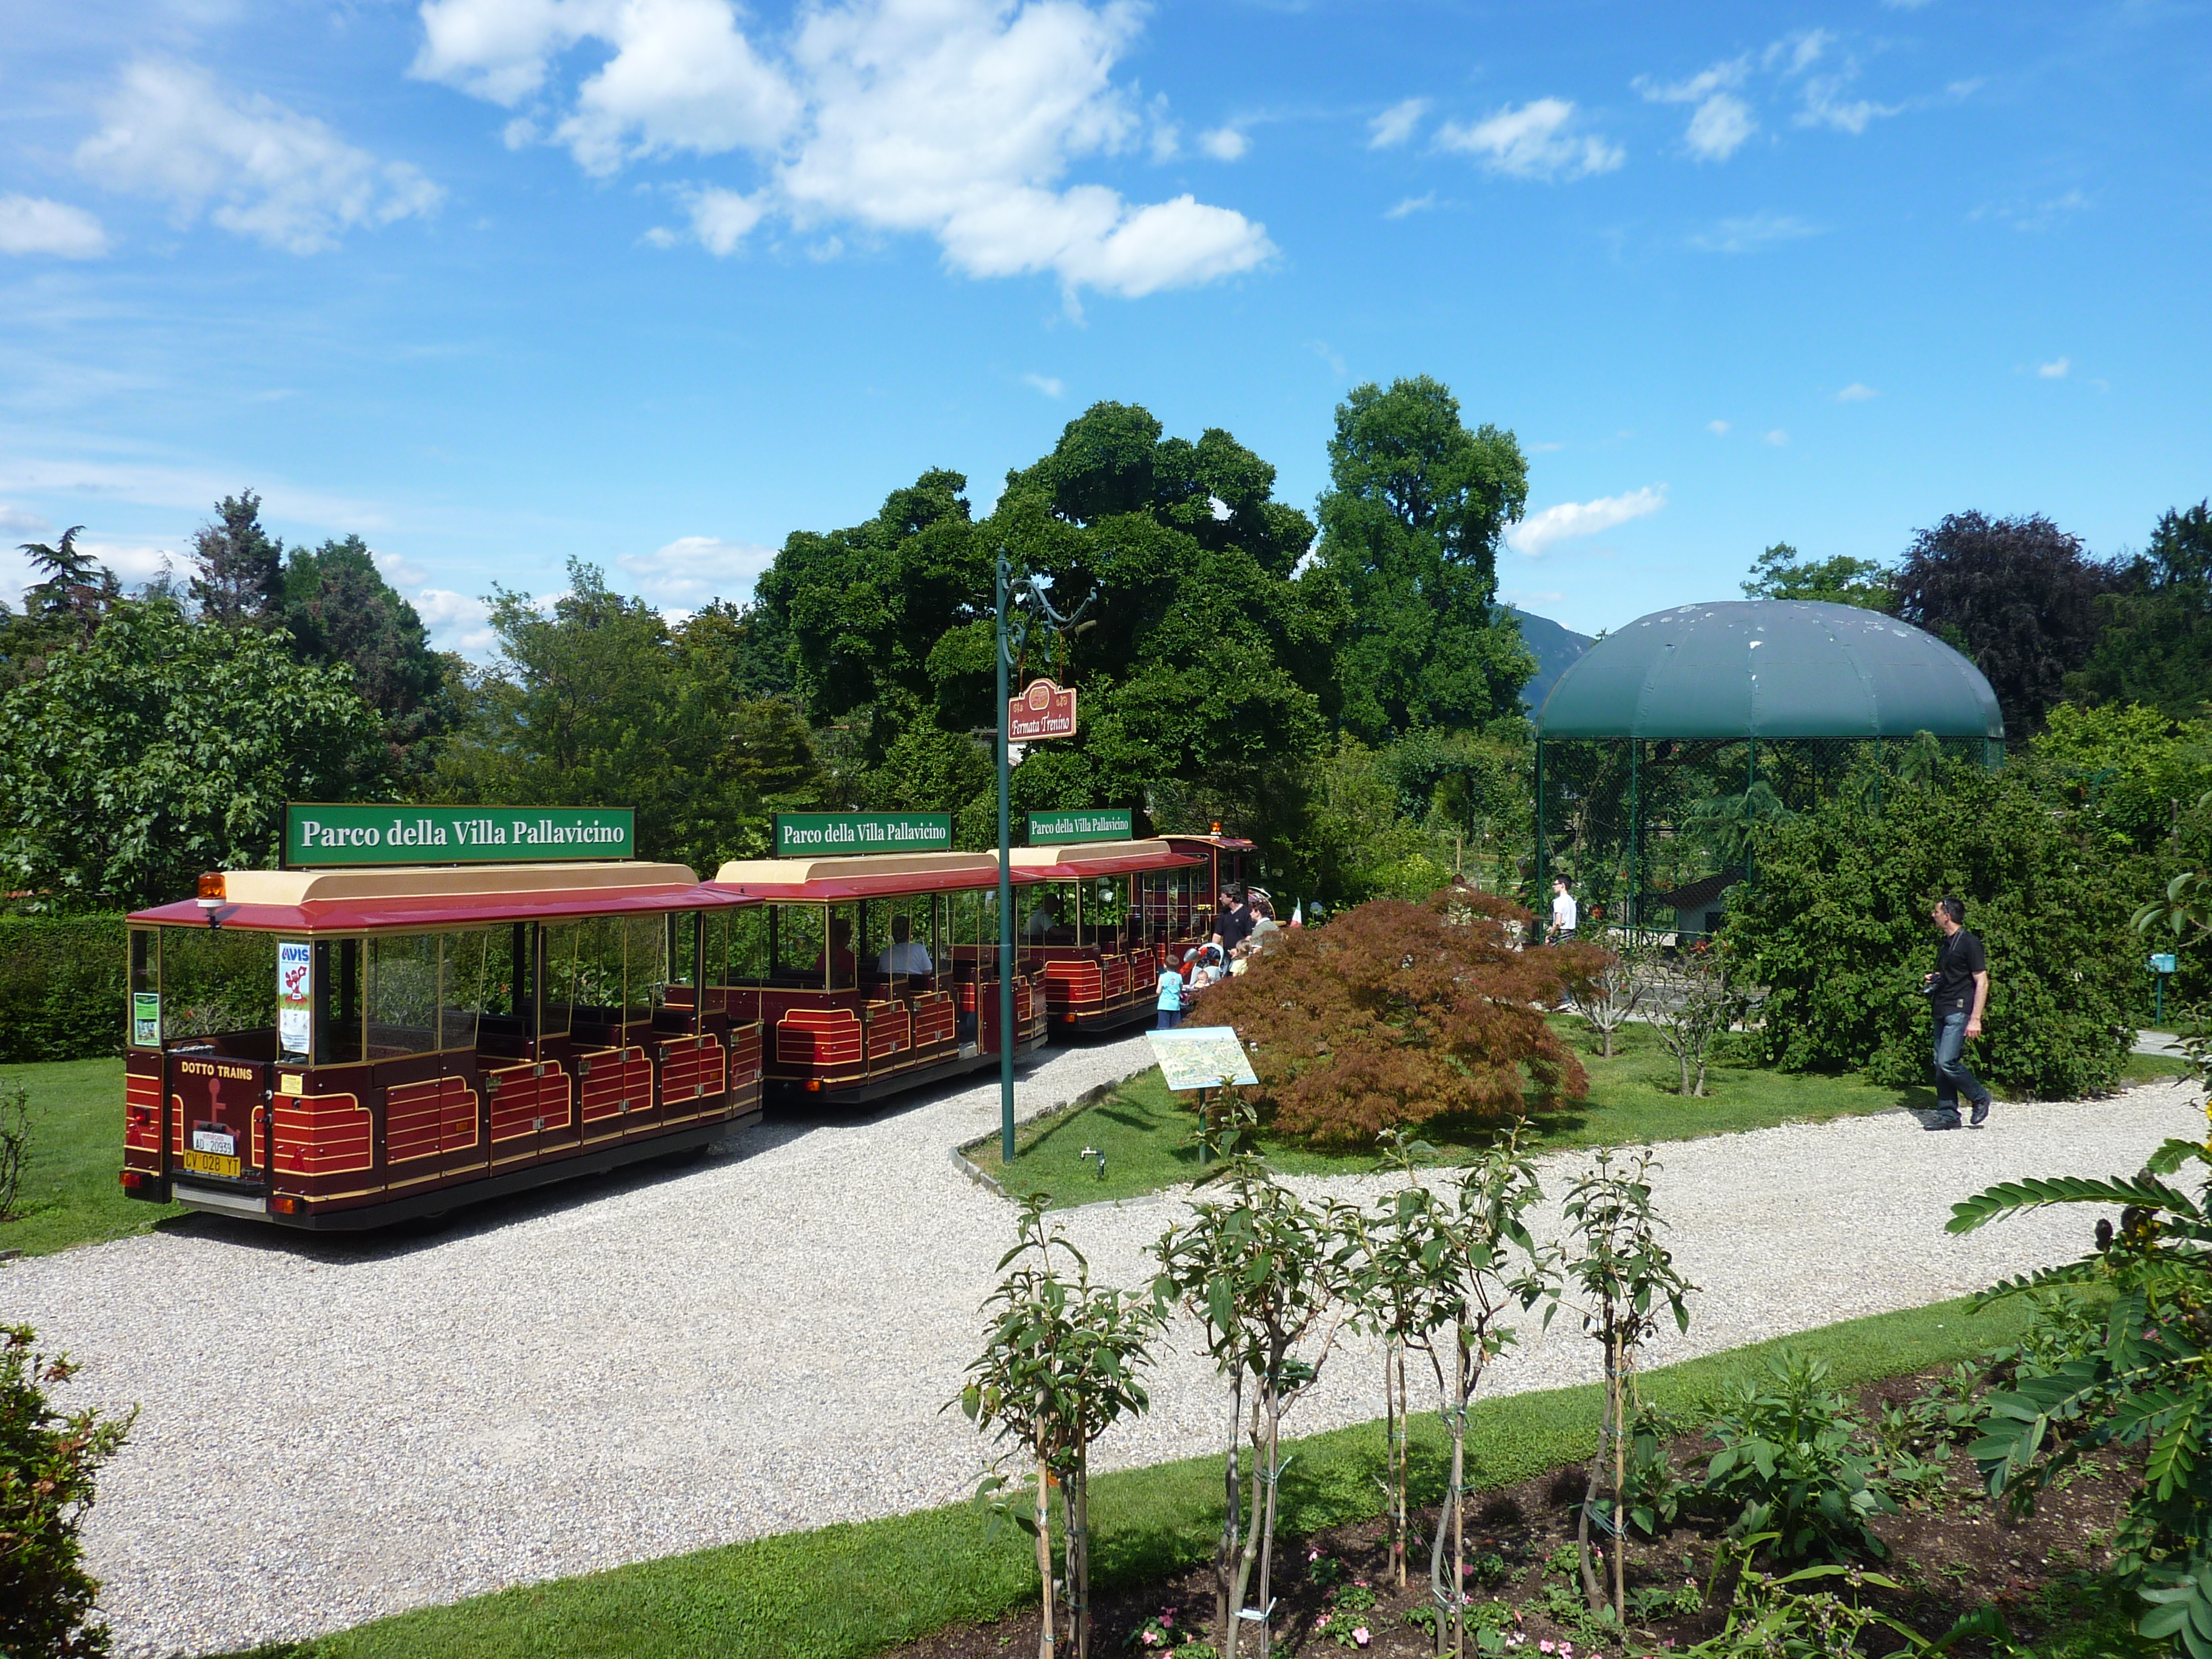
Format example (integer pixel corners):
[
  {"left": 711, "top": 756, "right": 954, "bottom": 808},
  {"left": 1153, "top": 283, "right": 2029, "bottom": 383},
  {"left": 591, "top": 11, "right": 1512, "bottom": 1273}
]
[
  {"left": 1202, "top": 888, "right": 1600, "bottom": 1146},
  {"left": 1, "top": 1326, "right": 135, "bottom": 1659},
  {"left": 1727, "top": 756, "right": 2137, "bottom": 1099},
  {"left": 0, "top": 916, "right": 127, "bottom": 1064},
  {"left": 1699, "top": 1348, "right": 1895, "bottom": 1565}
]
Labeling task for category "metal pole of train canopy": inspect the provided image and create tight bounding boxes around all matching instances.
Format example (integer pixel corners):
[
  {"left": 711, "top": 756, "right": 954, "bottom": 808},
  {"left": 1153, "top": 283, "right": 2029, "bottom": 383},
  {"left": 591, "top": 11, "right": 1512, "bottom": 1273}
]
[{"left": 996, "top": 546, "right": 1017, "bottom": 1164}]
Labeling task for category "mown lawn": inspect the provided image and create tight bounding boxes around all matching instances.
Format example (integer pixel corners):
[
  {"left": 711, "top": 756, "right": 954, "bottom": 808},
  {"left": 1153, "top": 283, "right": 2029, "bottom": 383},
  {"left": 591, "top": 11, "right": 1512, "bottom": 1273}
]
[
  {"left": 0, "top": 1057, "right": 186, "bottom": 1256},
  {"left": 978, "top": 1022, "right": 2193, "bottom": 1209},
  {"left": 218, "top": 1293, "right": 2044, "bottom": 1659}
]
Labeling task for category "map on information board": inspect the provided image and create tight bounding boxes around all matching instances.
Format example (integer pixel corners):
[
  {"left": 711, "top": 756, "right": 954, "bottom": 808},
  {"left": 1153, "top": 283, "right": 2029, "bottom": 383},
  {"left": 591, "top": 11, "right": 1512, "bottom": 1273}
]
[{"left": 1147, "top": 1026, "right": 1259, "bottom": 1091}]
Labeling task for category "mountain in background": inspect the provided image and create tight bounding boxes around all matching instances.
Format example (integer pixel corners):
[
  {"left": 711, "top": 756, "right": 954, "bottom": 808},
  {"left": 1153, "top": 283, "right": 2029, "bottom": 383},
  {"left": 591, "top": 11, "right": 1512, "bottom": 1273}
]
[{"left": 1501, "top": 605, "right": 1595, "bottom": 717}]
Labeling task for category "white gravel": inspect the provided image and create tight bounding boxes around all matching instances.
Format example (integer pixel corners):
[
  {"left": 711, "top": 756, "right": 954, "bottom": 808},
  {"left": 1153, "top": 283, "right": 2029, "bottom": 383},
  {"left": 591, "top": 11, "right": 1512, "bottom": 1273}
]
[{"left": 3, "top": 1042, "right": 2201, "bottom": 1658}]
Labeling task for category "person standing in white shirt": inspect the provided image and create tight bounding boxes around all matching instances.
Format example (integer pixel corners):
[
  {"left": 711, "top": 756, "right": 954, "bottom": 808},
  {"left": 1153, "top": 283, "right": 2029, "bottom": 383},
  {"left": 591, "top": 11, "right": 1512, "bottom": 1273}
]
[{"left": 1547, "top": 876, "right": 1578, "bottom": 943}]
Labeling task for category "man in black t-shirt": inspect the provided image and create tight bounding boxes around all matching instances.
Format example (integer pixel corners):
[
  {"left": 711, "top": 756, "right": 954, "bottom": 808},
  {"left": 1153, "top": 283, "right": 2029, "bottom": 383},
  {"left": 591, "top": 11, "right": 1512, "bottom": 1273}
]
[
  {"left": 1213, "top": 888, "right": 1253, "bottom": 955},
  {"left": 1922, "top": 896, "right": 1993, "bottom": 1130}
]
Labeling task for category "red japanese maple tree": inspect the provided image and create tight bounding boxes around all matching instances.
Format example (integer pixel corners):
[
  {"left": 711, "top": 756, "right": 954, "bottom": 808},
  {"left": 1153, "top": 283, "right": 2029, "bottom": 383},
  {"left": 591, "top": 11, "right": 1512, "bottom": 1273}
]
[{"left": 1202, "top": 888, "right": 1603, "bottom": 1147}]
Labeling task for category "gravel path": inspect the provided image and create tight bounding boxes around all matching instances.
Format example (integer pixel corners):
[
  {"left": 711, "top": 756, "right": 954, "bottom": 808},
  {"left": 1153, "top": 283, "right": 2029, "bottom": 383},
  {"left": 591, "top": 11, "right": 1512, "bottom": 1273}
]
[{"left": 4, "top": 1045, "right": 2202, "bottom": 1658}]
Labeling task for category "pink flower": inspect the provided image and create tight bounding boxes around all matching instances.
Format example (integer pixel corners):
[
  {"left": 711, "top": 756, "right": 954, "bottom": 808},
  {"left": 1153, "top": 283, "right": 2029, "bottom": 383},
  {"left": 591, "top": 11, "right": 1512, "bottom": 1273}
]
[
  {"left": 1541, "top": 1643, "right": 1556, "bottom": 1655},
  {"left": 1352, "top": 1628, "right": 1371, "bottom": 1647},
  {"left": 1316, "top": 1614, "right": 1333, "bottom": 1629},
  {"left": 1160, "top": 1612, "right": 1174, "bottom": 1626},
  {"left": 1353, "top": 1579, "right": 1369, "bottom": 1589},
  {"left": 1309, "top": 1549, "right": 1321, "bottom": 1562},
  {"left": 1141, "top": 1634, "right": 1158, "bottom": 1647}
]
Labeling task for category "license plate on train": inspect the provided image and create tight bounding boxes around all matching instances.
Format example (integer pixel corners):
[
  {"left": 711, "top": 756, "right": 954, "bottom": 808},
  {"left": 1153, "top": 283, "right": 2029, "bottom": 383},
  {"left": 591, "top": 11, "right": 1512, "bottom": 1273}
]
[{"left": 183, "top": 1150, "right": 242, "bottom": 1178}]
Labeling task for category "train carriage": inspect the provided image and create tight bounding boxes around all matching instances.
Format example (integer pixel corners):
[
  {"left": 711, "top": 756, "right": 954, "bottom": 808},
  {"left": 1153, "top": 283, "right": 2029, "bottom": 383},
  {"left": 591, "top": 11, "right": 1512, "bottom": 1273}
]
[
  {"left": 706, "top": 851, "right": 1051, "bottom": 1103},
  {"left": 1007, "top": 839, "right": 1210, "bottom": 1031},
  {"left": 118, "top": 860, "right": 763, "bottom": 1229}
]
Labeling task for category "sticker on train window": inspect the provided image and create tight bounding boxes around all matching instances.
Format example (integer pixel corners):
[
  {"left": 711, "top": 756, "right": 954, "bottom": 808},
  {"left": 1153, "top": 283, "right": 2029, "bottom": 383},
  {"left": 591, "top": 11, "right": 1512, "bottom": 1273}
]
[{"left": 132, "top": 991, "right": 161, "bottom": 1047}]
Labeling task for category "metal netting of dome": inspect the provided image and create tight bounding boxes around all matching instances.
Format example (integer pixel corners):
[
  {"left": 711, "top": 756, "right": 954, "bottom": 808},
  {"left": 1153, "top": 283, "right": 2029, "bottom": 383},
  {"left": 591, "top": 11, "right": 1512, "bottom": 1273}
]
[{"left": 1535, "top": 599, "right": 2004, "bottom": 740}]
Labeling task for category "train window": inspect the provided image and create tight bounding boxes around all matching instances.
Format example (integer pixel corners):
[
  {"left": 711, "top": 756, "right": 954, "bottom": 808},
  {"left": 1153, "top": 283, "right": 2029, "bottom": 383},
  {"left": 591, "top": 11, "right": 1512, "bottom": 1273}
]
[
  {"left": 312, "top": 938, "right": 364, "bottom": 1065},
  {"left": 366, "top": 934, "right": 443, "bottom": 1057},
  {"left": 870, "top": 894, "right": 937, "bottom": 987},
  {"left": 771, "top": 905, "right": 825, "bottom": 985},
  {"left": 822, "top": 903, "right": 859, "bottom": 990},
  {"left": 159, "top": 926, "right": 276, "bottom": 1047},
  {"left": 440, "top": 930, "right": 494, "bottom": 1052},
  {"left": 624, "top": 913, "right": 667, "bottom": 1010},
  {"left": 539, "top": 920, "right": 579, "bottom": 1039},
  {"left": 570, "top": 916, "right": 625, "bottom": 1019},
  {"left": 727, "top": 907, "right": 771, "bottom": 982}
]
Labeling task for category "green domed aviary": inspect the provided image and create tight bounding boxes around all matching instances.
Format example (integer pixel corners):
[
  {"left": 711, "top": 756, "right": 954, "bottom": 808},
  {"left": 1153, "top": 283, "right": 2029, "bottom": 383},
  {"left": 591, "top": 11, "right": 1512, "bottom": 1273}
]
[{"left": 1530, "top": 600, "right": 2003, "bottom": 934}]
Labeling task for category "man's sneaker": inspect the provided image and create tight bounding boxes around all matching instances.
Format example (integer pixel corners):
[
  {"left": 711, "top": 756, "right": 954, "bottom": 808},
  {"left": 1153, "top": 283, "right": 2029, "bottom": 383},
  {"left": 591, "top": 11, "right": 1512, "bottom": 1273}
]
[
  {"left": 1970, "top": 1098, "right": 1990, "bottom": 1127},
  {"left": 1926, "top": 1116, "right": 1962, "bottom": 1131}
]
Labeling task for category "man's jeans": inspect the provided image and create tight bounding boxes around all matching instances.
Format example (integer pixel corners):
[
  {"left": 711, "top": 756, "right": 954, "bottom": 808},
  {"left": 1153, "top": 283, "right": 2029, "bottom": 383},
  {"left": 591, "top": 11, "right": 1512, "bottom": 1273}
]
[{"left": 1932, "top": 1010, "right": 1992, "bottom": 1125}]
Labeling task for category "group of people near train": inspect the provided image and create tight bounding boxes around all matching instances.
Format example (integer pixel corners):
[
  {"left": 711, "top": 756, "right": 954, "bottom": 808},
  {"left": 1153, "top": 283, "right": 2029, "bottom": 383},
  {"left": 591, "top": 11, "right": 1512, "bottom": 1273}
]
[{"left": 1154, "top": 886, "right": 1292, "bottom": 1028}]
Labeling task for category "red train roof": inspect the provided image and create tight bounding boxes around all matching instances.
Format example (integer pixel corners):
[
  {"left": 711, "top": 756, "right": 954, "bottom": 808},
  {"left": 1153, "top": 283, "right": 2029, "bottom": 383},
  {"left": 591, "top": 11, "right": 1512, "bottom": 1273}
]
[
  {"left": 709, "top": 849, "right": 1047, "bottom": 902},
  {"left": 127, "top": 862, "right": 749, "bottom": 933},
  {"left": 1011, "top": 839, "right": 1207, "bottom": 879}
]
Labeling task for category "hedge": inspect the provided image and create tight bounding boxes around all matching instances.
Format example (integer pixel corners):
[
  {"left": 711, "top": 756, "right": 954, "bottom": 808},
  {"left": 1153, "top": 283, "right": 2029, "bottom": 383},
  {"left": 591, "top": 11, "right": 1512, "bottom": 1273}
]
[{"left": 0, "top": 916, "right": 126, "bottom": 1064}]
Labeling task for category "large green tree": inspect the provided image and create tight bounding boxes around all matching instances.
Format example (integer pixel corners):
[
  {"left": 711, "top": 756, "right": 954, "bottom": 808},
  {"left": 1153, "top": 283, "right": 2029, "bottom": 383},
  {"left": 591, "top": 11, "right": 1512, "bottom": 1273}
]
[
  {"left": 2073, "top": 500, "right": 2212, "bottom": 721},
  {"left": 433, "top": 560, "right": 817, "bottom": 871},
  {"left": 278, "top": 535, "right": 456, "bottom": 781},
  {"left": 0, "top": 598, "right": 387, "bottom": 908},
  {"left": 3, "top": 528, "right": 124, "bottom": 689},
  {"left": 1740, "top": 540, "right": 1892, "bottom": 609},
  {"left": 1310, "top": 377, "right": 1535, "bottom": 743},
  {"left": 1889, "top": 511, "right": 2120, "bottom": 736},
  {"left": 756, "top": 406, "right": 1333, "bottom": 853},
  {"left": 188, "top": 491, "right": 285, "bottom": 626}
]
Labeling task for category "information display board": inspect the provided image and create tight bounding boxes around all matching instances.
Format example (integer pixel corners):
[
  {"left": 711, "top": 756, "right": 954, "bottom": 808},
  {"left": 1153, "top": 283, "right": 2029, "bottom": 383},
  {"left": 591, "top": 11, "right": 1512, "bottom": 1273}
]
[
  {"left": 284, "top": 804, "right": 635, "bottom": 867},
  {"left": 1145, "top": 1025, "right": 1259, "bottom": 1091},
  {"left": 774, "top": 812, "right": 954, "bottom": 857},
  {"left": 1028, "top": 808, "right": 1134, "bottom": 845}
]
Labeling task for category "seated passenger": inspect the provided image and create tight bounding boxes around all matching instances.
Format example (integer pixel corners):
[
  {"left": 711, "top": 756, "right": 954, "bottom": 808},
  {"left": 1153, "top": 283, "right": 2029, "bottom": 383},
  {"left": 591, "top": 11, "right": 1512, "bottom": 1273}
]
[
  {"left": 814, "top": 917, "right": 859, "bottom": 988},
  {"left": 1023, "top": 897, "right": 1061, "bottom": 942},
  {"left": 877, "top": 914, "right": 934, "bottom": 979}
]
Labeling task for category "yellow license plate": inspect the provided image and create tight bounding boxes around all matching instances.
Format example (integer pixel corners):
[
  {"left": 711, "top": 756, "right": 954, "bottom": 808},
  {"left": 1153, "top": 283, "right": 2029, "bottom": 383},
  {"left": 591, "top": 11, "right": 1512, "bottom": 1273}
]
[{"left": 183, "top": 1150, "right": 242, "bottom": 1179}]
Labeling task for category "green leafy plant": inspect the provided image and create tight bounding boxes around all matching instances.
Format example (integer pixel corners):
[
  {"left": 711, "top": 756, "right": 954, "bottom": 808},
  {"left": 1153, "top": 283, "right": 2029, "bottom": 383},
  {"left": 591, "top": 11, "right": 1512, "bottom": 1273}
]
[
  {"left": 1352, "top": 1127, "right": 1558, "bottom": 1655},
  {"left": 1699, "top": 1348, "right": 1898, "bottom": 1564},
  {"left": 1, "top": 1325, "right": 136, "bottom": 1659},
  {"left": 1560, "top": 1148, "right": 1695, "bottom": 1620},
  {"left": 1644, "top": 946, "right": 1743, "bottom": 1099},
  {"left": 1151, "top": 1106, "right": 1361, "bottom": 1659},
  {"left": 1678, "top": 1536, "right": 1985, "bottom": 1658},
  {"left": 1563, "top": 937, "right": 1645, "bottom": 1059},
  {"left": 962, "top": 1194, "right": 1162, "bottom": 1659},
  {"left": 0, "top": 1082, "right": 30, "bottom": 1222}
]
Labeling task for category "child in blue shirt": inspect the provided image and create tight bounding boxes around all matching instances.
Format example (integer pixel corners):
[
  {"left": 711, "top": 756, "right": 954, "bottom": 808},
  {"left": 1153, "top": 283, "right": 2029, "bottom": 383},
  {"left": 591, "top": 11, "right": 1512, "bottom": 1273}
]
[{"left": 1156, "top": 959, "right": 1187, "bottom": 1029}]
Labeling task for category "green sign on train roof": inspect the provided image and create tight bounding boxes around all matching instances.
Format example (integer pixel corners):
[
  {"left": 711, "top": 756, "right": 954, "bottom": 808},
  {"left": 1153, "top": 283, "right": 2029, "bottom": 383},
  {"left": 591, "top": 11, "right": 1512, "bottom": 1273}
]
[
  {"left": 284, "top": 804, "right": 635, "bottom": 868},
  {"left": 774, "top": 812, "right": 953, "bottom": 857},
  {"left": 1028, "top": 809, "right": 1134, "bottom": 845}
]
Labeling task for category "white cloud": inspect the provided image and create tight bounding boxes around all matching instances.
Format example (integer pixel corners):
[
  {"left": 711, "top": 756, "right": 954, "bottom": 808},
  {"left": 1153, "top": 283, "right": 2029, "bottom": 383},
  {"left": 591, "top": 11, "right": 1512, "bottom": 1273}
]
[
  {"left": 1638, "top": 56, "right": 1751, "bottom": 104},
  {"left": 1504, "top": 485, "right": 1666, "bottom": 557},
  {"left": 1683, "top": 94, "right": 1755, "bottom": 161},
  {"left": 617, "top": 534, "right": 777, "bottom": 606},
  {"left": 0, "top": 504, "right": 50, "bottom": 538},
  {"left": 1367, "top": 96, "right": 1429, "bottom": 149},
  {"left": 2037, "top": 356, "right": 2070, "bottom": 379},
  {"left": 1022, "top": 372, "right": 1064, "bottom": 397},
  {"left": 686, "top": 185, "right": 768, "bottom": 253},
  {"left": 373, "top": 548, "right": 432, "bottom": 586},
  {"left": 1706, "top": 419, "right": 1731, "bottom": 435},
  {"left": 1198, "top": 126, "right": 1247, "bottom": 161},
  {"left": 549, "top": 0, "right": 800, "bottom": 176},
  {"left": 1835, "top": 382, "right": 1879, "bottom": 401},
  {"left": 1689, "top": 212, "right": 1820, "bottom": 253},
  {"left": 77, "top": 61, "right": 441, "bottom": 253},
  {"left": 0, "top": 195, "right": 110, "bottom": 258},
  {"left": 413, "top": 588, "right": 497, "bottom": 654},
  {"left": 419, "top": 0, "right": 1269, "bottom": 298},
  {"left": 1765, "top": 429, "right": 1789, "bottom": 445},
  {"left": 1435, "top": 98, "right": 1624, "bottom": 183},
  {"left": 1768, "top": 30, "right": 1831, "bottom": 75},
  {"left": 1384, "top": 192, "right": 1436, "bottom": 220}
]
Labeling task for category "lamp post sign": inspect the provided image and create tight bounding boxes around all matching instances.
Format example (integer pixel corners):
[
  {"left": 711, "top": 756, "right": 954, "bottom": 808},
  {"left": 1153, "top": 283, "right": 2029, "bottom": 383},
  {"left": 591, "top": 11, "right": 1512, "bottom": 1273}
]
[{"left": 1007, "top": 677, "right": 1078, "bottom": 741}]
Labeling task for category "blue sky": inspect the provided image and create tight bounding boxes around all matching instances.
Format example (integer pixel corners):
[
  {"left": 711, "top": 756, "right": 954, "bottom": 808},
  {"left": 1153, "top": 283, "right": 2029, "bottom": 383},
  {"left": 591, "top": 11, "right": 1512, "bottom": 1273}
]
[{"left": 2, "top": 0, "right": 2205, "bottom": 653}]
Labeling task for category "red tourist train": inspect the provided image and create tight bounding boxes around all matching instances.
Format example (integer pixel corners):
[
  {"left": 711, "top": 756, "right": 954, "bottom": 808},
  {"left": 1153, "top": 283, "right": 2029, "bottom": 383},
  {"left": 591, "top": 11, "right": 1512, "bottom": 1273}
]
[
  {"left": 118, "top": 860, "right": 765, "bottom": 1229},
  {"left": 118, "top": 819, "right": 1259, "bottom": 1228}
]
